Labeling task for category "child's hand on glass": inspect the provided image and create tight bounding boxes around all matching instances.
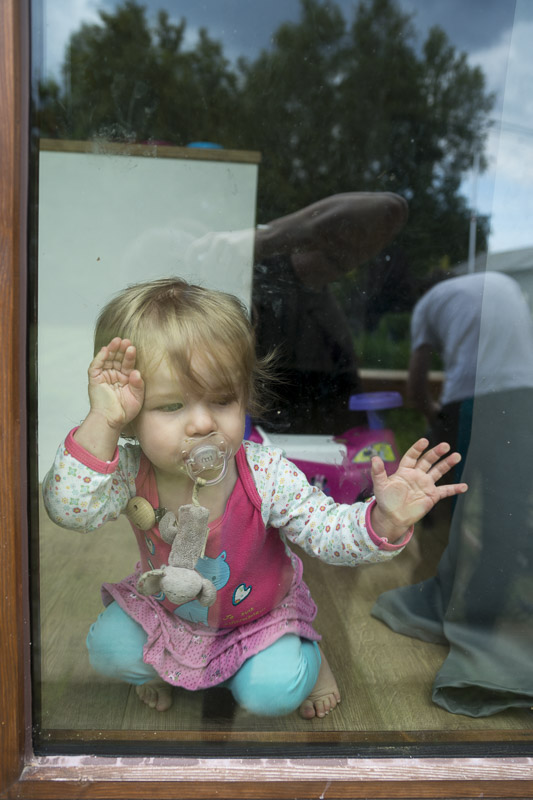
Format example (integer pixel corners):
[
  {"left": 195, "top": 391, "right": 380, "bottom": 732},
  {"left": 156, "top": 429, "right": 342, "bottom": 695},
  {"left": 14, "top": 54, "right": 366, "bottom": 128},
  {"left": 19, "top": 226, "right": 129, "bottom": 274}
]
[
  {"left": 88, "top": 337, "right": 145, "bottom": 431},
  {"left": 370, "top": 439, "right": 467, "bottom": 543}
]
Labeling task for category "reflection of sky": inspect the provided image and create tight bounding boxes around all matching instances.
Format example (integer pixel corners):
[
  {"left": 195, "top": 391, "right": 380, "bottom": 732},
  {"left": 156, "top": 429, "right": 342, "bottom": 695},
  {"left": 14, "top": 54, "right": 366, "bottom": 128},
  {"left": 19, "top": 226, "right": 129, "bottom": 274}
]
[
  {"left": 43, "top": 0, "right": 521, "bottom": 70},
  {"left": 471, "top": 7, "right": 533, "bottom": 252},
  {"left": 41, "top": 0, "right": 533, "bottom": 252}
]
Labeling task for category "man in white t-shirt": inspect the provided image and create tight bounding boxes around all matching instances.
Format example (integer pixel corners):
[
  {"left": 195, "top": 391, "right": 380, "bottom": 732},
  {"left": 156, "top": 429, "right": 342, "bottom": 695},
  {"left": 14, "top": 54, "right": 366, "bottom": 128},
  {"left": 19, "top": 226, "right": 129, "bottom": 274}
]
[{"left": 406, "top": 271, "right": 533, "bottom": 462}]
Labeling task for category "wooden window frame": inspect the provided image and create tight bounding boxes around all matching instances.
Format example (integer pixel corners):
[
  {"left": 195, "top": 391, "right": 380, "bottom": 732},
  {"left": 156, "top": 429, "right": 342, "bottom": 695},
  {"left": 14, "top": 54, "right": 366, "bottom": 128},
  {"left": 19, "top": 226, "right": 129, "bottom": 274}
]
[{"left": 2, "top": 1, "right": 533, "bottom": 796}]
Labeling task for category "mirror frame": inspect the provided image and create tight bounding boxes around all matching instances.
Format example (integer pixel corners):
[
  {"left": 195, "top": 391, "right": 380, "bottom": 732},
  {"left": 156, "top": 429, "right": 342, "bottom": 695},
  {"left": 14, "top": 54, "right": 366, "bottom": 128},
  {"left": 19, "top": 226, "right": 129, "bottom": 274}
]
[{"left": 2, "top": 0, "right": 533, "bottom": 796}]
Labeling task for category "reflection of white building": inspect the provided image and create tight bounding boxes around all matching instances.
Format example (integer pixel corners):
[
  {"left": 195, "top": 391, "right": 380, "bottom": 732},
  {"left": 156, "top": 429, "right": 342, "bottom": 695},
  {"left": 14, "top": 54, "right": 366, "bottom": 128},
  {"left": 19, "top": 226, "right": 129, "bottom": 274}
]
[{"left": 455, "top": 246, "right": 533, "bottom": 312}]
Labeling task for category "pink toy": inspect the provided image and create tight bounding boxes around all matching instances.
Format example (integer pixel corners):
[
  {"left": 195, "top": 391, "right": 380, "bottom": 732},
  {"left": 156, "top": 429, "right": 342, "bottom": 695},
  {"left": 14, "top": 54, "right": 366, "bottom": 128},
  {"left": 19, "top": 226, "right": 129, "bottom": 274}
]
[{"left": 249, "top": 392, "right": 402, "bottom": 504}]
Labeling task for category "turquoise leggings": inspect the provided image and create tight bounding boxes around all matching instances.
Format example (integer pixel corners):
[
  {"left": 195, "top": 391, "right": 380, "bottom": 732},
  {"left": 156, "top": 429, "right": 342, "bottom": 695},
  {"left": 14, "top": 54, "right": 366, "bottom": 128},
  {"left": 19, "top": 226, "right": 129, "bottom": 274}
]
[{"left": 86, "top": 601, "right": 321, "bottom": 716}]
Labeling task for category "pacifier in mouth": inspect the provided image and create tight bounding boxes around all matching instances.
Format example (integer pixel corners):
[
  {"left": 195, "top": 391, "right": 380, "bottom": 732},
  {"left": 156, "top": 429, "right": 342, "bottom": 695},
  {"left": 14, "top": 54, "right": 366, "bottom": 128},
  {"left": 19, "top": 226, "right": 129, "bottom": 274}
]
[{"left": 181, "top": 432, "right": 233, "bottom": 486}]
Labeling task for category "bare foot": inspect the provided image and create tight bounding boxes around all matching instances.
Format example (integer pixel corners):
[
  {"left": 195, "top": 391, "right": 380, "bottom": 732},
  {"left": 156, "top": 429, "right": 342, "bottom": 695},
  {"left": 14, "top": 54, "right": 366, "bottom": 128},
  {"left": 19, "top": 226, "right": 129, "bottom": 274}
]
[
  {"left": 299, "top": 647, "right": 341, "bottom": 720},
  {"left": 135, "top": 680, "right": 173, "bottom": 712}
]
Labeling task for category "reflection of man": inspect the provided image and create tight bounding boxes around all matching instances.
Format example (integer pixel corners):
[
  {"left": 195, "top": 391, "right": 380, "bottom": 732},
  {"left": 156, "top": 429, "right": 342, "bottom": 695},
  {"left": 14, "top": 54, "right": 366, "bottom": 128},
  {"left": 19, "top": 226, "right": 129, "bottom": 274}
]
[
  {"left": 251, "top": 192, "right": 409, "bottom": 433},
  {"left": 407, "top": 271, "right": 533, "bottom": 466},
  {"left": 126, "top": 191, "right": 408, "bottom": 437},
  {"left": 373, "top": 271, "right": 533, "bottom": 717}
]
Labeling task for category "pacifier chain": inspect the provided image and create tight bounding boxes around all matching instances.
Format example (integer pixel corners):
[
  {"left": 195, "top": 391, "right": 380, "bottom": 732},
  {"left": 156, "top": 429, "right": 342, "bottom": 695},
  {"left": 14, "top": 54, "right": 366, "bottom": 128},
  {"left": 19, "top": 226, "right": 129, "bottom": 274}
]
[
  {"left": 126, "top": 432, "right": 227, "bottom": 547},
  {"left": 191, "top": 476, "right": 207, "bottom": 508},
  {"left": 191, "top": 477, "right": 208, "bottom": 557}
]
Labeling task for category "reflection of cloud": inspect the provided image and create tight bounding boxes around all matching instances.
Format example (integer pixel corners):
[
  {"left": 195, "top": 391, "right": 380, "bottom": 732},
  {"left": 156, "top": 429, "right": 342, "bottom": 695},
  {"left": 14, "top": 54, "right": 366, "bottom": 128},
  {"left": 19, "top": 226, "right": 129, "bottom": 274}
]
[
  {"left": 492, "top": 130, "right": 533, "bottom": 189},
  {"left": 465, "top": 10, "right": 533, "bottom": 252},
  {"left": 400, "top": 0, "right": 518, "bottom": 54},
  {"left": 43, "top": 0, "right": 102, "bottom": 79},
  {"left": 478, "top": 19, "right": 533, "bottom": 128},
  {"left": 469, "top": 27, "right": 512, "bottom": 110}
]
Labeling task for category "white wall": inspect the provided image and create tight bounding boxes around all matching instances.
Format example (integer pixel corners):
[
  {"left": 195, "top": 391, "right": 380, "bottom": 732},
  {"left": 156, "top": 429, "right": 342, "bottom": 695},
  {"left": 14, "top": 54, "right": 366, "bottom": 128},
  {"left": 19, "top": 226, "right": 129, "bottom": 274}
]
[{"left": 38, "top": 144, "right": 259, "bottom": 479}]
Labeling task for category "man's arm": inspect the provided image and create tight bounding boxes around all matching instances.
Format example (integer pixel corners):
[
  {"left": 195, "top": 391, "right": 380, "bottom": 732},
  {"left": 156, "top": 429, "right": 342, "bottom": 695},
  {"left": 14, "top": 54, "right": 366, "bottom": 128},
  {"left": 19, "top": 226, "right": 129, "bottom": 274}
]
[
  {"left": 407, "top": 344, "right": 440, "bottom": 423},
  {"left": 253, "top": 192, "right": 408, "bottom": 288}
]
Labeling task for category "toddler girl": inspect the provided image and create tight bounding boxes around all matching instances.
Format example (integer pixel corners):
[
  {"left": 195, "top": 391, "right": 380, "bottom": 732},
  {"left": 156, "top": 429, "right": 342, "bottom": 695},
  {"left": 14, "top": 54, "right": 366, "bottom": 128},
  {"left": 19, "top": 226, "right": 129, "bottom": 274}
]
[{"left": 43, "top": 277, "right": 467, "bottom": 719}]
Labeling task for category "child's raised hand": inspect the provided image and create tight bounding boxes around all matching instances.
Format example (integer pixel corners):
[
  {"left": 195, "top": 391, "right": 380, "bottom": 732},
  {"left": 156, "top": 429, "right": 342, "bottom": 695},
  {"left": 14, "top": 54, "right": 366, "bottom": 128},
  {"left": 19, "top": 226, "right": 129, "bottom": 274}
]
[
  {"left": 370, "top": 438, "right": 468, "bottom": 542},
  {"left": 88, "top": 337, "right": 145, "bottom": 430}
]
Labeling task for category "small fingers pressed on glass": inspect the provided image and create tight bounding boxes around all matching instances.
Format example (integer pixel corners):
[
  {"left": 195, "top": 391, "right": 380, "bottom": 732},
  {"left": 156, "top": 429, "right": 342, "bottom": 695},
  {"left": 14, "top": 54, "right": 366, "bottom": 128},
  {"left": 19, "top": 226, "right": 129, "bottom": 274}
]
[
  {"left": 398, "top": 437, "right": 430, "bottom": 469},
  {"left": 427, "top": 450, "right": 462, "bottom": 483},
  {"left": 103, "top": 338, "right": 135, "bottom": 372},
  {"left": 436, "top": 479, "right": 468, "bottom": 499},
  {"left": 412, "top": 441, "right": 453, "bottom": 474},
  {"left": 400, "top": 438, "right": 450, "bottom": 471}
]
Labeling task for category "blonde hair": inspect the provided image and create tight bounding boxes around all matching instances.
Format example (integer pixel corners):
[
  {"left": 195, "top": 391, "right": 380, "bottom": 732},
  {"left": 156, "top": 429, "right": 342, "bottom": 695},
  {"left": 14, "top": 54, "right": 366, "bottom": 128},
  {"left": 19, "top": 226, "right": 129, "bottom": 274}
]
[{"left": 94, "top": 278, "right": 274, "bottom": 416}]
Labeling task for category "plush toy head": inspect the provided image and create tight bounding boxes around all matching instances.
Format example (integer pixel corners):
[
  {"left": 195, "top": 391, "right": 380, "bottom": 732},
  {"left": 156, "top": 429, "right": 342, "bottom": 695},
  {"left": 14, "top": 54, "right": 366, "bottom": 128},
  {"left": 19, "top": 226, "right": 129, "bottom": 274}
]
[{"left": 137, "top": 504, "right": 217, "bottom": 607}]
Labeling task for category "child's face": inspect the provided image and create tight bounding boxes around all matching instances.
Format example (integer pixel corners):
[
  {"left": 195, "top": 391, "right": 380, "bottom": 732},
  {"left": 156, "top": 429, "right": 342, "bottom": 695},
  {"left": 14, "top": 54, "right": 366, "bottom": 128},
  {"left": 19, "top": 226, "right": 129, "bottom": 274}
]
[{"left": 130, "top": 356, "right": 246, "bottom": 482}]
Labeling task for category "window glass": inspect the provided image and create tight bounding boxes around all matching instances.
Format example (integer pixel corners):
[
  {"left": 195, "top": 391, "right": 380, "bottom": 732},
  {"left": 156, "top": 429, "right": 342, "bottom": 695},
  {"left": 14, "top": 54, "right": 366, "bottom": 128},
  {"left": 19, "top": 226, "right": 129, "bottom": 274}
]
[{"left": 31, "top": 0, "right": 533, "bottom": 756}]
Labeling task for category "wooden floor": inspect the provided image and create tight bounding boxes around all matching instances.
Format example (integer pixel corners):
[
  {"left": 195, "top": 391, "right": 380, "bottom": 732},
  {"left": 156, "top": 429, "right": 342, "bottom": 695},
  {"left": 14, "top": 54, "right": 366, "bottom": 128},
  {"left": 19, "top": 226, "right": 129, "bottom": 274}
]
[{"left": 36, "top": 495, "right": 533, "bottom": 743}]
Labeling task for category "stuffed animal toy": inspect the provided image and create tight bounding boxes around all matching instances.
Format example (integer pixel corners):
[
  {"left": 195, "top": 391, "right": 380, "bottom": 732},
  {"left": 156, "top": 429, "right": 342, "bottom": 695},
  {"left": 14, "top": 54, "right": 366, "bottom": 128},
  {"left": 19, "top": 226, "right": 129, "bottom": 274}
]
[{"left": 135, "top": 503, "right": 217, "bottom": 607}]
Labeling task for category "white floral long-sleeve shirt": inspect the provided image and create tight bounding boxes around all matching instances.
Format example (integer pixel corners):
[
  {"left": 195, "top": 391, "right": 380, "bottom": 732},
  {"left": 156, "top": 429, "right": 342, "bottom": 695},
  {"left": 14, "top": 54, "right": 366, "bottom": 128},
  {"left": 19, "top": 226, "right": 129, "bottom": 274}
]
[{"left": 43, "top": 431, "right": 411, "bottom": 566}]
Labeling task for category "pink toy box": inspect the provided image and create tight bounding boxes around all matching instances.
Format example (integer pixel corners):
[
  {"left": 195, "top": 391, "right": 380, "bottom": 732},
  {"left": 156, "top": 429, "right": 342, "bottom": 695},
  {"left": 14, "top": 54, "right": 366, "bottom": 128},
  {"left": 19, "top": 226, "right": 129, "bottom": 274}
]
[{"left": 249, "top": 391, "right": 403, "bottom": 504}]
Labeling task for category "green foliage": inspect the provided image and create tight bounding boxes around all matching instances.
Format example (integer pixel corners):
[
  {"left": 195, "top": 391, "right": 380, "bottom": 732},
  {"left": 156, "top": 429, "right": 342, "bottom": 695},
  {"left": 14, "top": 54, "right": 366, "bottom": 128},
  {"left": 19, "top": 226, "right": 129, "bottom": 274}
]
[
  {"left": 353, "top": 312, "right": 412, "bottom": 370},
  {"left": 351, "top": 310, "right": 442, "bottom": 372},
  {"left": 386, "top": 406, "right": 428, "bottom": 456},
  {"left": 236, "top": 0, "right": 349, "bottom": 217},
  {"left": 36, "top": 0, "right": 494, "bottom": 297}
]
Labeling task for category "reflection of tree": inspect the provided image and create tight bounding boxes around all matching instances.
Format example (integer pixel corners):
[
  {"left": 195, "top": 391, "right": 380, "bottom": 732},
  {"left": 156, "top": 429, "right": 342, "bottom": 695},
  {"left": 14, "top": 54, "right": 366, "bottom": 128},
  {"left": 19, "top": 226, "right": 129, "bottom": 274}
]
[
  {"left": 37, "top": 0, "right": 494, "bottom": 282},
  {"left": 239, "top": 0, "right": 493, "bottom": 277},
  {"left": 41, "top": 1, "right": 240, "bottom": 145}
]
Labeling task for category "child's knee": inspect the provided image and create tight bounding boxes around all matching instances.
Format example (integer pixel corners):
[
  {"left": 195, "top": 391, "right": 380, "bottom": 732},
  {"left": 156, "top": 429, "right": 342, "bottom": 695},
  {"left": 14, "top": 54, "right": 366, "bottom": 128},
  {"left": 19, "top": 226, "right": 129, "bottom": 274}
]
[
  {"left": 86, "top": 602, "right": 155, "bottom": 685},
  {"left": 229, "top": 636, "right": 320, "bottom": 716}
]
